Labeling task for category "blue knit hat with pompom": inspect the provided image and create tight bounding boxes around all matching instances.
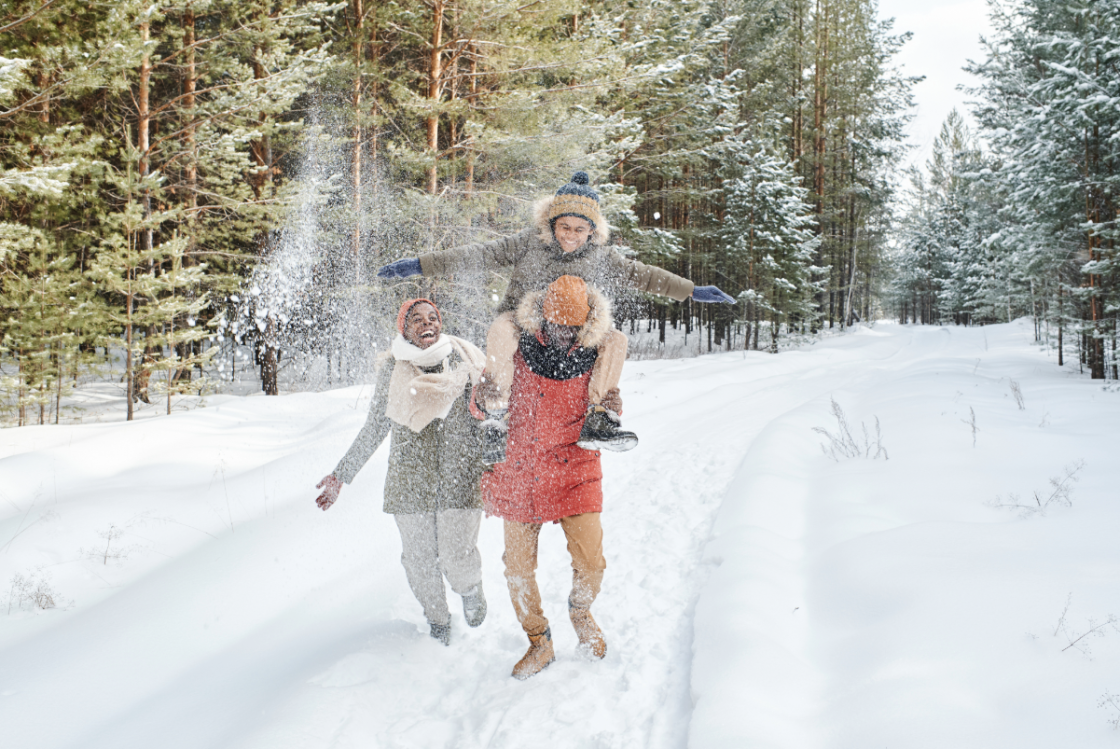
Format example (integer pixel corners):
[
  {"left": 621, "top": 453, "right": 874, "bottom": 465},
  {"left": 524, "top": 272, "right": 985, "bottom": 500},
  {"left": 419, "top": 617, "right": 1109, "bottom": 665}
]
[{"left": 548, "top": 171, "right": 603, "bottom": 232}]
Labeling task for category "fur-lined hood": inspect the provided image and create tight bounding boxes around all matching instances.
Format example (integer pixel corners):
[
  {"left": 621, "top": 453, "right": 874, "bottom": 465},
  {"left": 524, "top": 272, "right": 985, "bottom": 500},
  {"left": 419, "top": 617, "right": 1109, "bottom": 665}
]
[
  {"left": 515, "top": 284, "right": 613, "bottom": 349},
  {"left": 532, "top": 196, "right": 611, "bottom": 247}
]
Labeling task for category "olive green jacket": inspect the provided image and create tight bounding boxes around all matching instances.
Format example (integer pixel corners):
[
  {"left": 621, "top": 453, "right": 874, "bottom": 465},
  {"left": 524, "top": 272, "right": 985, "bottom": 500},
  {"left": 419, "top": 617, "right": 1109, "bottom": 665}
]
[
  {"left": 418, "top": 196, "right": 695, "bottom": 314},
  {"left": 331, "top": 352, "right": 483, "bottom": 515}
]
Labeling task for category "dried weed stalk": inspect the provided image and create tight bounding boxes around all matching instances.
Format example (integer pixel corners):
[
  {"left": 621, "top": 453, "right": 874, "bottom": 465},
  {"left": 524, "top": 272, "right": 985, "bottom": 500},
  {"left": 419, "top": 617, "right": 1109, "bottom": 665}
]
[
  {"left": 813, "top": 397, "right": 888, "bottom": 461},
  {"left": 1052, "top": 593, "right": 1119, "bottom": 659},
  {"left": 5, "top": 570, "right": 61, "bottom": 614},
  {"left": 1009, "top": 379, "right": 1025, "bottom": 410},
  {"left": 82, "top": 524, "right": 130, "bottom": 565},
  {"left": 990, "top": 460, "right": 1085, "bottom": 517},
  {"left": 962, "top": 406, "right": 979, "bottom": 447},
  {"left": 1099, "top": 691, "right": 1120, "bottom": 730}
]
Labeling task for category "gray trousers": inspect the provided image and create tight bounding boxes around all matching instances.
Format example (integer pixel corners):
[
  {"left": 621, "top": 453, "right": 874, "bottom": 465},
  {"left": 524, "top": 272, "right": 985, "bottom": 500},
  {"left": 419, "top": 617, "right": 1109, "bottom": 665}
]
[{"left": 394, "top": 508, "right": 483, "bottom": 626}]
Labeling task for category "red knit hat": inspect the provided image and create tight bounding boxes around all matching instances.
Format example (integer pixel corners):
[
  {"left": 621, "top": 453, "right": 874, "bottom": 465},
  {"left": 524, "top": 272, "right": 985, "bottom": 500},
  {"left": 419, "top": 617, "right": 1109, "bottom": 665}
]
[{"left": 396, "top": 298, "right": 441, "bottom": 335}]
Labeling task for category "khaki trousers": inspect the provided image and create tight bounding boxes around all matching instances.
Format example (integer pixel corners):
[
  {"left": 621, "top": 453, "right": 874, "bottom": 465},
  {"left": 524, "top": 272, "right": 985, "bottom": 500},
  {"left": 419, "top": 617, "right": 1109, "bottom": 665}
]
[
  {"left": 502, "top": 513, "right": 606, "bottom": 636},
  {"left": 483, "top": 311, "right": 627, "bottom": 410},
  {"left": 394, "top": 509, "right": 483, "bottom": 627}
]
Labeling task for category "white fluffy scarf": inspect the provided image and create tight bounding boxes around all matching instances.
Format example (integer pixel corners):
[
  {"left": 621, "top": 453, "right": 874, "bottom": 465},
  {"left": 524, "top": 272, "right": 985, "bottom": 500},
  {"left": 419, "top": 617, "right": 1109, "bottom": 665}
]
[{"left": 385, "top": 334, "right": 485, "bottom": 433}]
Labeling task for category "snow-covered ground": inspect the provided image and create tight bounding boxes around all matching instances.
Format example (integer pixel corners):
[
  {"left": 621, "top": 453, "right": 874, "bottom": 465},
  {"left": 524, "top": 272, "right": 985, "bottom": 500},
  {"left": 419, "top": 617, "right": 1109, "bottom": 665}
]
[{"left": 2, "top": 320, "right": 1118, "bottom": 748}]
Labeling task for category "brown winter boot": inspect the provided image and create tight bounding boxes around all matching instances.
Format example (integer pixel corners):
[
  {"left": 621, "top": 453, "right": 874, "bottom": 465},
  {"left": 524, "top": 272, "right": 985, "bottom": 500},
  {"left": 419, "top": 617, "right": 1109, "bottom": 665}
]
[
  {"left": 512, "top": 628, "right": 555, "bottom": 680},
  {"left": 569, "top": 604, "right": 606, "bottom": 659}
]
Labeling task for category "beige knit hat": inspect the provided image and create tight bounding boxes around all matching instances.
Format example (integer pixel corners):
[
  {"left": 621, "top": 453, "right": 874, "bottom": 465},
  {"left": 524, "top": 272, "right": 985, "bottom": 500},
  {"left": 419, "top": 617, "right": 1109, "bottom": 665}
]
[{"left": 547, "top": 171, "right": 604, "bottom": 231}]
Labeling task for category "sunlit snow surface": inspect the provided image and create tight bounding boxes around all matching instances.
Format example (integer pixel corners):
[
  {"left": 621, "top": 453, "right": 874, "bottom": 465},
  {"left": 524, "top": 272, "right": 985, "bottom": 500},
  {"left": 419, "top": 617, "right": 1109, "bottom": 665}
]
[{"left": 2, "top": 320, "right": 1119, "bottom": 748}]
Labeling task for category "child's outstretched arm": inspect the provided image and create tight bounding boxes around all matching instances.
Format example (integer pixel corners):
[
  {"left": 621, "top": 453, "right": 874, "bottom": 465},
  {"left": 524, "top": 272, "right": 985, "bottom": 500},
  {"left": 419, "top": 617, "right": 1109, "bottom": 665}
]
[
  {"left": 375, "top": 229, "right": 534, "bottom": 280},
  {"left": 606, "top": 250, "right": 734, "bottom": 303}
]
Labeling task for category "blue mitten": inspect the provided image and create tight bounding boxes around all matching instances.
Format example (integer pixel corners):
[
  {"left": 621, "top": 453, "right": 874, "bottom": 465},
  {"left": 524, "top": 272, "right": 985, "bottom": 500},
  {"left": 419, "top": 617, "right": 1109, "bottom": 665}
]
[
  {"left": 376, "top": 258, "right": 422, "bottom": 279},
  {"left": 691, "top": 285, "right": 735, "bottom": 304}
]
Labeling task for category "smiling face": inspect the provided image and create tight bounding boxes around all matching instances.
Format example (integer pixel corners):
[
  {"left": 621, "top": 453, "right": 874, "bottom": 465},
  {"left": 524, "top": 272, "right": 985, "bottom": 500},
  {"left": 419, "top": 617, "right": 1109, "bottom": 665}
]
[
  {"left": 403, "top": 302, "right": 442, "bottom": 349},
  {"left": 552, "top": 215, "right": 593, "bottom": 253}
]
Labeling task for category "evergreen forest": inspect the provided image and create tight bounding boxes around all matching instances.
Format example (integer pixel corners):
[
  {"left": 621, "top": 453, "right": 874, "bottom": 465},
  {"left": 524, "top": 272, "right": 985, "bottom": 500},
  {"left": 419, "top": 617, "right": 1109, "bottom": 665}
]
[{"left": 1, "top": 0, "right": 1117, "bottom": 425}]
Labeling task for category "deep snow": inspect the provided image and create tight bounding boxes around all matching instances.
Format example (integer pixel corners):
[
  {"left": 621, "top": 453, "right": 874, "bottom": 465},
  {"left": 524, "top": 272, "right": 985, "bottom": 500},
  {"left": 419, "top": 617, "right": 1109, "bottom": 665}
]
[{"left": 1, "top": 320, "right": 1118, "bottom": 748}]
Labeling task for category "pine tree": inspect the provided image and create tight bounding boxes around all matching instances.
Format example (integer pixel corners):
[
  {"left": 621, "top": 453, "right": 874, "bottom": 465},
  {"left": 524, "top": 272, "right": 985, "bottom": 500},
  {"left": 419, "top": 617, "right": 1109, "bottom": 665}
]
[
  {"left": 717, "top": 127, "right": 823, "bottom": 350},
  {"left": 965, "top": 0, "right": 1120, "bottom": 377}
]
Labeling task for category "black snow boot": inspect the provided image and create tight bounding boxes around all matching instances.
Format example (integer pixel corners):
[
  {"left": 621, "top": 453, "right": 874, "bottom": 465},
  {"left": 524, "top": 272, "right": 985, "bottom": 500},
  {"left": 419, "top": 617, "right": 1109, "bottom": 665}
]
[
  {"left": 576, "top": 405, "right": 638, "bottom": 452},
  {"left": 480, "top": 409, "right": 508, "bottom": 465},
  {"left": 429, "top": 621, "right": 451, "bottom": 646},
  {"left": 462, "top": 584, "right": 487, "bottom": 628}
]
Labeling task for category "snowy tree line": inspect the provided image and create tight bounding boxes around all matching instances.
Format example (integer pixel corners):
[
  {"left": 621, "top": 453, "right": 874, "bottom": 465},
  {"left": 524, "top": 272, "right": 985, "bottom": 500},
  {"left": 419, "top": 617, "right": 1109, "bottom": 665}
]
[
  {"left": 890, "top": 0, "right": 1120, "bottom": 380},
  {"left": 1, "top": 0, "right": 914, "bottom": 424}
]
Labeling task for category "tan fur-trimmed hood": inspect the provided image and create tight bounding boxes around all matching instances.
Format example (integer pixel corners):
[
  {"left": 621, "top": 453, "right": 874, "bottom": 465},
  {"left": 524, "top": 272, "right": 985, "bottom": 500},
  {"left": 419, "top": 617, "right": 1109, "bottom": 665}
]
[
  {"left": 515, "top": 284, "right": 613, "bottom": 349},
  {"left": 532, "top": 195, "right": 611, "bottom": 247}
]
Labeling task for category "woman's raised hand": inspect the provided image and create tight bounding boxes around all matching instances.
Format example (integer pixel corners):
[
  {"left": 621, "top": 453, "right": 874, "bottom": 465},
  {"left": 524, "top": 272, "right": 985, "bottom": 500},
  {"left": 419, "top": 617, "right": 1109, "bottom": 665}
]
[{"left": 315, "top": 474, "right": 343, "bottom": 510}]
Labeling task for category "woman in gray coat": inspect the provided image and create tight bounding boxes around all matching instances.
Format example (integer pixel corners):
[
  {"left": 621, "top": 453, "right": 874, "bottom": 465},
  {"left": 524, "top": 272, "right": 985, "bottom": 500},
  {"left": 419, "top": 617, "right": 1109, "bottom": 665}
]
[{"left": 315, "top": 298, "right": 488, "bottom": 645}]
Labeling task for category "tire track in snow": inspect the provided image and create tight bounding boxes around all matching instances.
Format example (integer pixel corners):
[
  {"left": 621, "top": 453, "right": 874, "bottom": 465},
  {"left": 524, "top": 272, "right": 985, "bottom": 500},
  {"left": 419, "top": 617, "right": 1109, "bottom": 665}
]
[{"left": 684, "top": 329, "right": 917, "bottom": 748}]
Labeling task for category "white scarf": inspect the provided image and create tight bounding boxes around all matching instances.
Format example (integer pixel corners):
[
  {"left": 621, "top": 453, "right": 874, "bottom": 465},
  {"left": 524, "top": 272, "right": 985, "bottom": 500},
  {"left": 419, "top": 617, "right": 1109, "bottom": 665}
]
[
  {"left": 385, "top": 334, "right": 485, "bottom": 433},
  {"left": 391, "top": 333, "right": 455, "bottom": 367}
]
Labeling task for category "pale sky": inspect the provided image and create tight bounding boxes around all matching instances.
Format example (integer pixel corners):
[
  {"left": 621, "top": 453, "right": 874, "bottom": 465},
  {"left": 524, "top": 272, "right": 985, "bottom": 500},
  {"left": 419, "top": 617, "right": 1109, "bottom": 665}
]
[{"left": 876, "top": 0, "right": 993, "bottom": 170}]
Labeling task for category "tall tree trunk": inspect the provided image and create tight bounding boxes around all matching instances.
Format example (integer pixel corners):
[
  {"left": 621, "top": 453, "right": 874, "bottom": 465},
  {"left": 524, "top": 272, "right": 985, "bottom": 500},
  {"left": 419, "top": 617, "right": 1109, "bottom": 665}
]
[
  {"left": 370, "top": 14, "right": 383, "bottom": 163},
  {"left": 1085, "top": 131, "right": 1104, "bottom": 378},
  {"left": 352, "top": 0, "right": 364, "bottom": 278},
  {"left": 183, "top": 7, "right": 196, "bottom": 233},
  {"left": 845, "top": 204, "right": 859, "bottom": 326},
  {"left": 129, "top": 20, "right": 155, "bottom": 416},
  {"left": 126, "top": 281, "right": 135, "bottom": 420},
  {"left": 813, "top": 0, "right": 828, "bottom": 215},
  {"left": 175, "top": 5, "right": 198, "bottom": 386},
  {"left": 251, "top": 40, "right": 279, "bottom": 394},
  {"left": 260, "top": 318, "right": 279, "bottom": 395},
  {"left": 465, "top": 46, "right": 477, "bottom": 194},
  {"left": 810, "top": 0, "right": 829, "bottom": 330},
  {"left": 792, "top": 0, "right": 804, "bottom": 162},
  {"left": 751, "top": 304, "right": 760, "bottom": 350},
  {"left": 1057, "top": 285, "right": 1064, "bottom": 366},
  {"left": 770, "top": 306, "right": 779, "bottom": 353},
  {"left": 167, "top": 317, "right": 174, "bottom": 414},
  {"left": 426, "top": 0, "right": 445, "bottom": 194}
]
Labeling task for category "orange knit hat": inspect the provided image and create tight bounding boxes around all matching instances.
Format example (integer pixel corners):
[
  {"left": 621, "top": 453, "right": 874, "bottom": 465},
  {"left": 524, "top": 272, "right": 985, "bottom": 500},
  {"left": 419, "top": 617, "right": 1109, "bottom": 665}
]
[
  {"left": 542, "top": 276, "right": 590, "bottom": 326},
  {"left": 396, "top": 298, "right": 441, "bottom": 335}
]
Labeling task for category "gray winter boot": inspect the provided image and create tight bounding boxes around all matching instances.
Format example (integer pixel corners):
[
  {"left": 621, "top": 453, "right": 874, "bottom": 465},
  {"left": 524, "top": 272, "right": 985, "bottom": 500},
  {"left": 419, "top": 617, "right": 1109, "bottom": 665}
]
[
  {"left": 462, "top": 584, "right": 487, "bottom": 628},
  {"left": 429, "top": 621, "right": 451, "bottom": 646}
]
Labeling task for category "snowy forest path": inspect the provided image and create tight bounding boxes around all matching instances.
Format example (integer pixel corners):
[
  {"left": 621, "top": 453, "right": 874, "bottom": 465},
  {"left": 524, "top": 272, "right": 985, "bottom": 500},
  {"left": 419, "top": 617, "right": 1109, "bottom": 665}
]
[
  {"left": 226, "top": 327, "right": 917, "bottom": 749},
  {"left": 5, "top": 321, "right": 1119, "bottom": 749},
  {"left": 0, "top": 327, "right": 916, "bottom": 749}
]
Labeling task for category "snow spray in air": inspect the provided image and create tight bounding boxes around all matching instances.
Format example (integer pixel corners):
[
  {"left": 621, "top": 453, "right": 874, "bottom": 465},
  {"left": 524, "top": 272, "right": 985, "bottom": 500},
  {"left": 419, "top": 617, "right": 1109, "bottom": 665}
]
[{"left": 217, "top": 125, "right": 417, "bottom": 392}]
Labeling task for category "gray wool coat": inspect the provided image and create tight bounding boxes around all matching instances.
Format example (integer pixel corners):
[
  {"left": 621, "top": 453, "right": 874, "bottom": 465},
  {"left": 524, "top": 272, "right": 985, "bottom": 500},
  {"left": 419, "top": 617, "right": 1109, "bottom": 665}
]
[
  {"left": 418, "top": 196, "right": 696, "bottom": 314},
  {"left": 331, "top": 351, "right": 484, "bottom": 515}
]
